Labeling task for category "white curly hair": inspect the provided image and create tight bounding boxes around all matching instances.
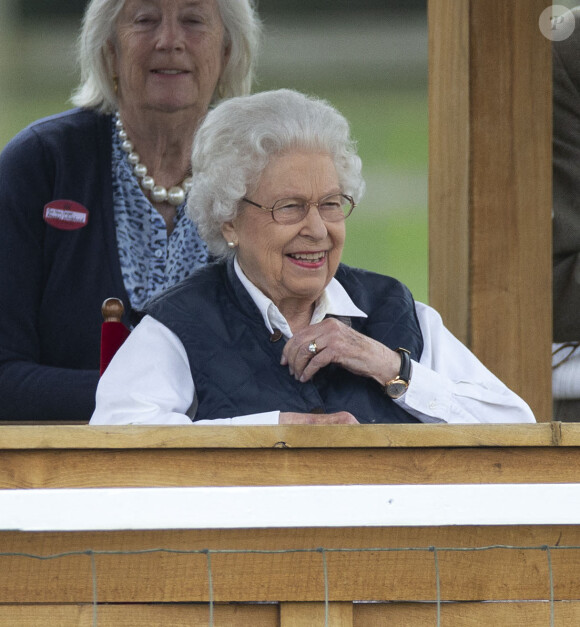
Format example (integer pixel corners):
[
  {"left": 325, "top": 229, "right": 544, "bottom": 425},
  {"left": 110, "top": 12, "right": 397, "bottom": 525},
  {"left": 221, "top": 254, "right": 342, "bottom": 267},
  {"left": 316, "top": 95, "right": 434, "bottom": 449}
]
[
  {"left": 187, "top": 89, "right": 366, "bottom": 258},
  {"left": 71, "top": 0, "right": 261, "bottom": 113}
]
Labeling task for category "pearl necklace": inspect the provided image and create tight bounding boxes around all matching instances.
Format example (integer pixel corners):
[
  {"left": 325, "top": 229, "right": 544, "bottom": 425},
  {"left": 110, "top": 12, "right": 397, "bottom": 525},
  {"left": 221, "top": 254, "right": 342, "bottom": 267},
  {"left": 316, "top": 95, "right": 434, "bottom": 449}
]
[{"left": 115, "top": 113, "right": 192, "bottom": 206}]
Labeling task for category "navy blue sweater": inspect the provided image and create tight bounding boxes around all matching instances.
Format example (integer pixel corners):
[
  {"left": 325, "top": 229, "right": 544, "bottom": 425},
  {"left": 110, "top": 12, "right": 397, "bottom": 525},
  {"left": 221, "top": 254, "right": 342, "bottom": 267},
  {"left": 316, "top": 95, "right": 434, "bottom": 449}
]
[{"left": 0, "top": 109, "right": 131, "bottom": 421}]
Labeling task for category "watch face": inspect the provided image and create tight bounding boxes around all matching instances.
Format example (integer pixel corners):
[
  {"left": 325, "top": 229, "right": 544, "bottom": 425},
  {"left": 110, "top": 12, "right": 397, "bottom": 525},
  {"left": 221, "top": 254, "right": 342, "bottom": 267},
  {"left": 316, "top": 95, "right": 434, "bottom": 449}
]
[{"left": 387, "top": 380, "right": 408, "bottom": 399}]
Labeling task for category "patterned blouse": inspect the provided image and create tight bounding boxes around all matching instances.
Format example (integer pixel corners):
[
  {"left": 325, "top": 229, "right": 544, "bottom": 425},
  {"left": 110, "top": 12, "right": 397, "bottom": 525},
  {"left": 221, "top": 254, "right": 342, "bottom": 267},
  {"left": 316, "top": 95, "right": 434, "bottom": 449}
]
[{"left": 111, "top": 118, "right": 209, "bottom": 311}]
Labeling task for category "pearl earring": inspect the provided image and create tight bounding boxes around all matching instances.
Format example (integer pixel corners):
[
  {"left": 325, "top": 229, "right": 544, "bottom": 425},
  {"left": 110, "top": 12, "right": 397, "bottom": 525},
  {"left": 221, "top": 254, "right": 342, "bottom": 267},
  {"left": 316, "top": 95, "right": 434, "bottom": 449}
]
[{"left": 227, "top": 241, "right": 237, "bottom": 249}]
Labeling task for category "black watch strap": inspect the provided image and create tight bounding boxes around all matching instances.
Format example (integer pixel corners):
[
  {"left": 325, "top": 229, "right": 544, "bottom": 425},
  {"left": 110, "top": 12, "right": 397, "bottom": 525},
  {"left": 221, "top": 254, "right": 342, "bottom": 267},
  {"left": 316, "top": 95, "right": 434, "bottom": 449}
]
[
  {"left": 384, "top": 347, "right": 412, "bottom": 399},
  {"left": 396, "top": 347, "right": 411, "bottom": 383}
]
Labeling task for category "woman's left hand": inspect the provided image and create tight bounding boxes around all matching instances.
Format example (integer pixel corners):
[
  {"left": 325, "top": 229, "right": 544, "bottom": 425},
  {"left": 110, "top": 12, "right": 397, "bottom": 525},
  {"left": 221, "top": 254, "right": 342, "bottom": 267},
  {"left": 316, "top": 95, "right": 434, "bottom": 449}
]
[{"left": 281, "top": 318, "right": 401, "bottom": 386}]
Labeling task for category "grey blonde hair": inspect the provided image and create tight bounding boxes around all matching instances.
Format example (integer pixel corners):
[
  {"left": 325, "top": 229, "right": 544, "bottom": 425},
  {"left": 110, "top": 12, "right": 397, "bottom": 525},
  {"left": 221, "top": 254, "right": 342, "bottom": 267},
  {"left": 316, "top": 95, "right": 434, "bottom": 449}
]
[
  {"left": 187, "top": 89, "right": 366, "bottom": 258},
  {"left": 71, "top": 0, "right": 261, "bottom": 113}
]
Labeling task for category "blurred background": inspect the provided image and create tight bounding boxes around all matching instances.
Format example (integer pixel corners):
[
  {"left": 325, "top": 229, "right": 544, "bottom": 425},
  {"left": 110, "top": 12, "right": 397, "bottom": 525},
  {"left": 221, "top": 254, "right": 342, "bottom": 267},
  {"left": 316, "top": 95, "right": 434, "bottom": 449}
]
[{"left": 0, "top": 0, "right": 428, "bottom": 302}]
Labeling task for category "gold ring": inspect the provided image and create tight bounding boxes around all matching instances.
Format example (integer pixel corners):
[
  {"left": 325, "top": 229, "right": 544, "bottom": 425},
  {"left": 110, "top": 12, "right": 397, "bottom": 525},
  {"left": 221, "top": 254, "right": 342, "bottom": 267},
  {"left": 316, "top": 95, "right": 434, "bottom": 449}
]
[{"left": 308, "top": 341, "right": 318, "bottom": 355}]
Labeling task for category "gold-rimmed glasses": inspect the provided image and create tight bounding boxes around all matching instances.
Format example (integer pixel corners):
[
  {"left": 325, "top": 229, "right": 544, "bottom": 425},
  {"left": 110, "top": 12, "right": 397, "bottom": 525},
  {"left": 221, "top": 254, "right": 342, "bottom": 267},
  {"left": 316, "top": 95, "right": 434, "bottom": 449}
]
[{"left": 242, "top": 193, "right": 356, "bottom": 225}]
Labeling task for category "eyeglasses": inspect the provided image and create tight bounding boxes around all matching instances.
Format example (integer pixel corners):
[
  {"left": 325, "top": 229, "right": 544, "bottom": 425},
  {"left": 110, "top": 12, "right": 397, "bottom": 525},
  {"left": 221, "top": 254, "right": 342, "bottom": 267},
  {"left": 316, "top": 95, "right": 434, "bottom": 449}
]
[{"left": 242, "top": 193, "right": 356, "bottom": 225}]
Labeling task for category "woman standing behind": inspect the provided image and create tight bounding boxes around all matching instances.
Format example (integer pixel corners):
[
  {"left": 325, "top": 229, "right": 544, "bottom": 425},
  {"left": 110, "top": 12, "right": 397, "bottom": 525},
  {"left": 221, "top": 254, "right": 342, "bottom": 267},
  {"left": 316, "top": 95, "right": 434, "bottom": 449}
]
[{"left": 0, "top": 0, "right": 261, "bottom": 421}]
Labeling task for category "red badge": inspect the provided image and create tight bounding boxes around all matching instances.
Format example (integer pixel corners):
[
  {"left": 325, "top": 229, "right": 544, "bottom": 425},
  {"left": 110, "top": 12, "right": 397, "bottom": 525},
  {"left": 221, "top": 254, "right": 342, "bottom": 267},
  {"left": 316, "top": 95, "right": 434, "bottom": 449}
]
[{"left": 43, "top": 200, "right": 89, "bottom": 231}]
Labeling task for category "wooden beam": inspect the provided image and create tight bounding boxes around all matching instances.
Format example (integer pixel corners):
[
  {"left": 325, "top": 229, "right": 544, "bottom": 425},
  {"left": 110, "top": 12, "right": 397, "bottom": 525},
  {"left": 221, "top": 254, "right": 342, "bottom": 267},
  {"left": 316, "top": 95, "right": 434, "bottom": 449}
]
[
  {"left": 354, "top": 601, "right": 580, "bottom": 626},
  {"left": 428, "top": 0, "right": 470, "bottom": 342},
  {"left": 428, "top": 0, "right": 552, "bottom": 420},
  {"left": 3, "top": 446, "right": 580, "bottom": 488},
  {"left": 0, "top": 425, "right": 579, "bottom": 489},
  {"left": 0, "top": 604, "right": 279, "bottom": 626},
  {"left": 2, "top": 600, "right": 580, "bottom": 626},
  {"left": 0, "top": 423, "right": 560, "bottom": 449}
]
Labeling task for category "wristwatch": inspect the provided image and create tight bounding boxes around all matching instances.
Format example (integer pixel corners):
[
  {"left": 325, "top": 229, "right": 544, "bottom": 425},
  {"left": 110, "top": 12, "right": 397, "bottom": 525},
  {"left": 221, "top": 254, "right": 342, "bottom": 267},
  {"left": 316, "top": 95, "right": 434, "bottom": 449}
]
[{"left": 384, "top": 348, "right": 412, "bottom": 399}]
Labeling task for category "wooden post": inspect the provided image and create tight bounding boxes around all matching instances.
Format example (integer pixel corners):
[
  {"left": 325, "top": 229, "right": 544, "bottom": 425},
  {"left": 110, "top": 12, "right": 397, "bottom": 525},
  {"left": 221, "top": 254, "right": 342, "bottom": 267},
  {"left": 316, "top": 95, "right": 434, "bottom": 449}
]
[{"left": 428, "top": 0, "right": 552, "bottom": 421}]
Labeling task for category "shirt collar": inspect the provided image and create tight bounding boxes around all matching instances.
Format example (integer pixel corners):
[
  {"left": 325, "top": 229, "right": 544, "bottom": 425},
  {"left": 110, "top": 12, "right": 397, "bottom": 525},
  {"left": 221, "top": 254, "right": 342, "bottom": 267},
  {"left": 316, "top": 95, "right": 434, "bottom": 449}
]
[{"left": 233, "top": 256, "right": 367, "bottom": 338}]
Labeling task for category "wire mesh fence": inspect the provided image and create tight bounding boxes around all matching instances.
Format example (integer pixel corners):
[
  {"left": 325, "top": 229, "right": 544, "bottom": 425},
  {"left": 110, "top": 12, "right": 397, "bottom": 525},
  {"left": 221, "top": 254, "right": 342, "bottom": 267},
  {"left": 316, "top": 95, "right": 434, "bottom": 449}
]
[{"left": 1, "top": 543, "right": 577, "bottom": 627}]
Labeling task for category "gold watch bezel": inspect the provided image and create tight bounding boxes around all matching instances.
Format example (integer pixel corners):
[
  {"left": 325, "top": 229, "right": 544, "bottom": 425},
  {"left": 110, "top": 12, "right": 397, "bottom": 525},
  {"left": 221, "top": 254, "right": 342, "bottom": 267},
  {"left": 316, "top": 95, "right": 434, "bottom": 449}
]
[{"left": 385, "top": 376, "right": 409, "bottom": 399}]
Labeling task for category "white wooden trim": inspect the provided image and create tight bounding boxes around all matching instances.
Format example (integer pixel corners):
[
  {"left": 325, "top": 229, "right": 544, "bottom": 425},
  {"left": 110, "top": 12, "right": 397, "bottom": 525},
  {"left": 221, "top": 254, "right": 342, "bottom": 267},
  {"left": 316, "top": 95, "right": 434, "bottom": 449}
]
[{"left": 1, "top": 484, "right": 579, "bottom": 532}]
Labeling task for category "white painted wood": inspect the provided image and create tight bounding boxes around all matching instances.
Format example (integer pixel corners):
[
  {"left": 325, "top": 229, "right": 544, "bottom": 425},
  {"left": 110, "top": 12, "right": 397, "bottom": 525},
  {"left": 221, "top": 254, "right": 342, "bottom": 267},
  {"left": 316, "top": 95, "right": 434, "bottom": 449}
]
[{"left": 1, "top": 484, "right": 579, "bottom": 532}]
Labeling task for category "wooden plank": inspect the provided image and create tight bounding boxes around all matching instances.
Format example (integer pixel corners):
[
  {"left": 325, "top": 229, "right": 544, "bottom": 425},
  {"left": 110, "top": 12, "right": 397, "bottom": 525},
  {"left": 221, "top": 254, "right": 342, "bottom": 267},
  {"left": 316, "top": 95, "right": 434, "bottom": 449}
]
[
  {"left": 9, "top": 600, "right": 580, "bottom": 627},
  {"left": 428, "top": 0, "right": 552, "bottom": 421},
  {"left": 0, "top": 526, "right": 578, "bottom": 603},
  {"left": 4, "top": 600, "right": 580, "bottom": 626},
  {"left": 560, "top": 423, "right": 580, "bottom": 445},
  {"left": 1, "top": 446, "right": 579, "bottom": 488},
  {"left": 280, "top": 602, "right": 353, "bottom": 626},
  {"left": 354, "top": 600, "right": 580, "bottom": 626},
  {"left": 0, "top": 423, "right": 563, "bottom": 450},
  {"left": 2, "top": 446, "right": 580, "bottom": 489},
  {"left": 0, "top": 603, "right": 278, "bottom": 626}
]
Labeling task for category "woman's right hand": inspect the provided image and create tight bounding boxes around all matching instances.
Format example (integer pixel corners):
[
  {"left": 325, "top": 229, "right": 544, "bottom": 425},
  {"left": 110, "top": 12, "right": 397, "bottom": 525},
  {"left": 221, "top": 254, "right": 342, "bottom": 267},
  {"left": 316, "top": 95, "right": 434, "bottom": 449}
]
[{"left": 279, "top": 411, "right": 358, "bottom": 424}]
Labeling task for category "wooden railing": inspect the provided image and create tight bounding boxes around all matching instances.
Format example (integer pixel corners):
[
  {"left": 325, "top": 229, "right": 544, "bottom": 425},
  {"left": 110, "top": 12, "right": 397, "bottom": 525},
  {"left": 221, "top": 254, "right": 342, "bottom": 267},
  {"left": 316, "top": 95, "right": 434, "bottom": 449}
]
[{"left": 1, "top": 424, "right": 579, "bottom": 625}]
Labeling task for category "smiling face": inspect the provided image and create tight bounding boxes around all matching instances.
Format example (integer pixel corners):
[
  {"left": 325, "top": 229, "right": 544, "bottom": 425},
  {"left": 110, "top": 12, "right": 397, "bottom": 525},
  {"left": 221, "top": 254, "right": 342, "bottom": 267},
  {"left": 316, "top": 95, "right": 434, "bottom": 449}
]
[
  {"left": 222, "top": 151, "right": 346, "bottom": 316},
  {"left": 111, "top": 0, "right": 229, "bottom": 115}
]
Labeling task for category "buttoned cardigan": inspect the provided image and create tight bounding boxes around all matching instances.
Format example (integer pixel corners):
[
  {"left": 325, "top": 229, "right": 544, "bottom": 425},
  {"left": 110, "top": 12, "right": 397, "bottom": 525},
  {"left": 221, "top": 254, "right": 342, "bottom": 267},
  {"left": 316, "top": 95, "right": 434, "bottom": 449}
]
[{"left": 0, "top": 108, "right": 131, "bottom": 420}]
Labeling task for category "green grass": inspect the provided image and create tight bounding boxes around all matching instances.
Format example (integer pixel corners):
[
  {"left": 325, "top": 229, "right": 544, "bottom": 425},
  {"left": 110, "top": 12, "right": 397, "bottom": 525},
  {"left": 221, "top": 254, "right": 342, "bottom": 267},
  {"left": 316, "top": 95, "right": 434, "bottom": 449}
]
[
  {"left": 315, "top": 86, "right": 429, "bottom": 302},
  {"left": 1, "top": 83, "right": 429, "bottom": 302},
  {"left": 342, "top": 210, "right": 428, "bottom": 303},
  {"left": 326, "top": 87, "right": 428, "bottom": 171},
  {"left": 0, "top": 89, "right": 74, "bottom": 150}
]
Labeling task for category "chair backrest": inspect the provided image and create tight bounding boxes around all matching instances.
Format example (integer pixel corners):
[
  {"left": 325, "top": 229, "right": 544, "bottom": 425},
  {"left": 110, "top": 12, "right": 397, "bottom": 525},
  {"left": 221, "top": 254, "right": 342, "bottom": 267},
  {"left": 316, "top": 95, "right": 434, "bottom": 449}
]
[{"left": 100, "top": 298, "right": 130, "bottom": 375}]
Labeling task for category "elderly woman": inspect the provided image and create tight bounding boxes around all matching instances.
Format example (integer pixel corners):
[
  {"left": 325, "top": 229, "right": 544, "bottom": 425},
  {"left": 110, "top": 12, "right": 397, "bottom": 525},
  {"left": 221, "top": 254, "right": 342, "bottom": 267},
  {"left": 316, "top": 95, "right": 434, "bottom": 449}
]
[
  {"left": 0, "top": 0, "right": 260, "bottom": 421},
  {"left": 90, "top": 89, "right": 535, "bottom": 425}
]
